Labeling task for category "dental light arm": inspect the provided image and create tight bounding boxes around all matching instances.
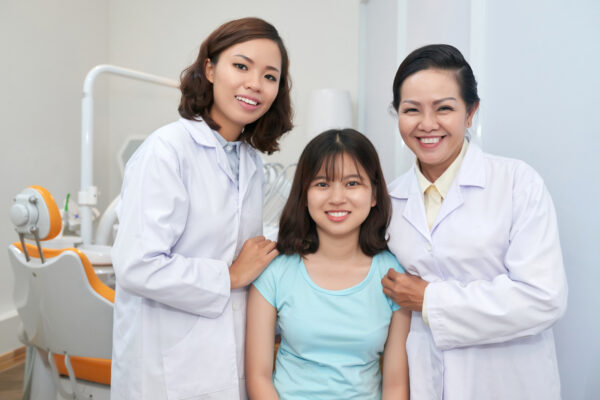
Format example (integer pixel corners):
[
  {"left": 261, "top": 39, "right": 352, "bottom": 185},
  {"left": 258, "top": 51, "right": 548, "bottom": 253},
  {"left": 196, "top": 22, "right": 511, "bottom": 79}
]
[{"left": 79, "top": 64, "right": 179, "bottom": 245}]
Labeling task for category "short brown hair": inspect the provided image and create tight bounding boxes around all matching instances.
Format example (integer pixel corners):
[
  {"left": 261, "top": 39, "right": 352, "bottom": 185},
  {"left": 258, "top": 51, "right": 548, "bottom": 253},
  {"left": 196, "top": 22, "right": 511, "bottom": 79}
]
[
  {"left": 277, "top": 129, "right": 391, "bottom": 257},
  {"left": 178, "top": 17, "right": 293, "bottom": 154}
]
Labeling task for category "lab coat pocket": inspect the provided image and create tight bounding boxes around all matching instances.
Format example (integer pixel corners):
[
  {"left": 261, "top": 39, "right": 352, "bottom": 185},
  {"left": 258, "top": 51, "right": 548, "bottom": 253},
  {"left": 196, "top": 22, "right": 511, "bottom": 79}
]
[{"left": 162, "top": 309, "right": 238, "bottom": 399}]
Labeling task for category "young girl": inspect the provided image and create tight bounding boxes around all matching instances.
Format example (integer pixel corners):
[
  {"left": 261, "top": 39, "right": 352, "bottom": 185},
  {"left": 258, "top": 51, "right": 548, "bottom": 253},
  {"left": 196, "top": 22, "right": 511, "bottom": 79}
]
[
  {"left": 245, "top": 129, "right": 410, "bottom": 400},
  {"left": 111, "top": 18, "right": 292, "bottom": 400}
]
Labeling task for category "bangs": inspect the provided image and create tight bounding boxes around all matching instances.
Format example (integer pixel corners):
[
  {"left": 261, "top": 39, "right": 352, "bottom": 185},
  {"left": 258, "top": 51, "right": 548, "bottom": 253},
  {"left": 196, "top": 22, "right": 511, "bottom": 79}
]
[{"left": 311, "top": 151, "right": 366, "bottom": 182}]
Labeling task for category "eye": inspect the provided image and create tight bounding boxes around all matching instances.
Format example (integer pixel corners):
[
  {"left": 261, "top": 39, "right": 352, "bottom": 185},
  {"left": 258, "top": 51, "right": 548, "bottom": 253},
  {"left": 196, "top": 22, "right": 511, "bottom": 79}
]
[
  {"left": 402, "top": 107, "right": 418, "bottom": 114},
  {"left": 265, "top": 74, "right": 278, "bottom": 82},
  {"left": 346, "top": 180, "right": 361, "bottom": 187},
  {"left": 313, "top": 181, "right": 328, "bottom": 188},
  {"left": 233, "top": 63, "right": 248, "bottom": 71},
  {"left": 438, "top": 105, "right": 454, "bottom": 112}
]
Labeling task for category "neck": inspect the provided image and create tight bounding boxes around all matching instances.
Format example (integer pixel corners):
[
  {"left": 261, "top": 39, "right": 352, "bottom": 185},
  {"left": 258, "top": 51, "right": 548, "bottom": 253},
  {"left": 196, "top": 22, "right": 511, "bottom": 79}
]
[
  {"left": 419, "top": 148, "right": 462, "bottom": 182},
  {"left": 217, "top": 124, "right": 242, "bottom": 142},
  {"left": 313, "top": 229, "right": 363, "bottom": 261},
  {"left": 419, "top": 162, "right": 446, "bottom": 182},
  {"left": 208, "top": 108, "right": 242, "bottom": 142}
]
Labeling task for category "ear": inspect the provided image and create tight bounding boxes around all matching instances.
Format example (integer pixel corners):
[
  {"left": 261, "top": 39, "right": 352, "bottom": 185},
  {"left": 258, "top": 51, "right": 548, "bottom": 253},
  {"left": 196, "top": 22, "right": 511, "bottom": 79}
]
[
  {"left": 466, "top": 101, "right": 480, "bottom": 128},
  {"left": 371, "top": 188, "right": 377, "bottom": 208},
  {"left": 204, "top": 58, "right": 215, "bottom": 84}
]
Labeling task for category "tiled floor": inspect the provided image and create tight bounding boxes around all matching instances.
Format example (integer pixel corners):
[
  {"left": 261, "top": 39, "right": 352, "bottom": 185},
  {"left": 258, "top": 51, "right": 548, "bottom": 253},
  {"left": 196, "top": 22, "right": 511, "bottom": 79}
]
[{"left": 0, "top": 361, "right": 25, "bottom": 400}]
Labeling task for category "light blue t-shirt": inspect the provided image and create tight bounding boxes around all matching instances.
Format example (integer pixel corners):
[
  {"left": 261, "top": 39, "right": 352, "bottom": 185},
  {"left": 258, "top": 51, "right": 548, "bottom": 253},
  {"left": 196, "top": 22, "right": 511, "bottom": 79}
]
[{"left": 252, "top": 250, "right": 405, "bottom": 400}]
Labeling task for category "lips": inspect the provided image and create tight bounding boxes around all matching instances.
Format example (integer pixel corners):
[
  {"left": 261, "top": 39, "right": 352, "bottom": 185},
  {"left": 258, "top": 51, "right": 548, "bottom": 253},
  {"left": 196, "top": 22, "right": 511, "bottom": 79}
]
[
  {"left": 235, "top": 95, "right": 260, "bottom": 108},
  {"left": 325, "top": 210, "right": 349, "bottom": 222},
  {"left": 417, "top": 135, "right": 445, "bottom": 148}
]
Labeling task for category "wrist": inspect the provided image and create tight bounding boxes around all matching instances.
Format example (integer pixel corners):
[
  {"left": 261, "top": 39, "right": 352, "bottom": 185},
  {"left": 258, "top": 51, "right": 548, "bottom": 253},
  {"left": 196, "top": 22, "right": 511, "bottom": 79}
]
[{"left": 229, "top": 268, "right": 238, "bottom": 289}]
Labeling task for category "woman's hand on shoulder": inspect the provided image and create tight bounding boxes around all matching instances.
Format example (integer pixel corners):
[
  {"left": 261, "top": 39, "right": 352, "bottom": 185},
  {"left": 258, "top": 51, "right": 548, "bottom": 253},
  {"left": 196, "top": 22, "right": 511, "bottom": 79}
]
[
  {"left": 230, "top": 236, "right": 278, "bottom": 289},
  {"left": 382, "top": 268, "right": 429, "bottom": 312}
]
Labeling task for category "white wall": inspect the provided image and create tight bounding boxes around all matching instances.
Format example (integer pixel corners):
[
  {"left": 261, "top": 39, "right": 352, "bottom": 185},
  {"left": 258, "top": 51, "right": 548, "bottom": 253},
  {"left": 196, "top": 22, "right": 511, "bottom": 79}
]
[
  {"left": 0, "top": 0, "right": 109, "bottom": 354},
  {"left": 359, "top": 0, "right": 403, "bottom": 181}
]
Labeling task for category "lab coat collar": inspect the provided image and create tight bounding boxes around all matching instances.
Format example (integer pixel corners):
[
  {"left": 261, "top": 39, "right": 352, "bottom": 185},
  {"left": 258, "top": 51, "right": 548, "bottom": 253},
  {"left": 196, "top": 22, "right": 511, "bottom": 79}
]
[
  {"left": 179, "top": 117, "right": 258, "bottom": 192},
  {"left": 455, "top": 141, "right": 486, "bottom": 189},
  {"left": 388, "top": 142, "right": 487, "bottom": 240},
  {"left": 179, "top": 117, "right": 220, "bottom": 148},
  {"left": 389, "top": 142, "right": 486, "bottom": 200}
]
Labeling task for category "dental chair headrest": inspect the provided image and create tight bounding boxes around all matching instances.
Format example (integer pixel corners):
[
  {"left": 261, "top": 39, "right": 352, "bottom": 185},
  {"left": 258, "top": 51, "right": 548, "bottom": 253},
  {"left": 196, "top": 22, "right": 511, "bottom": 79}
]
[{"left": 9, "top": 185, "right": 62, "bottom": 241}]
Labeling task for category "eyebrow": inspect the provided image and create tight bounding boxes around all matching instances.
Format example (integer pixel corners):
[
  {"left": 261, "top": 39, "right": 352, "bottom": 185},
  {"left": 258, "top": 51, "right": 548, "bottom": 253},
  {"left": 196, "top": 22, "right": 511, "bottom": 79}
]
[
  {"left": 401, "top": 97, "right": 458, "bottom": 105},
  {"left": 312, "top": 173, "right": 363, "bottom": 181},
  {"left": 233, "top": 54, "right": 280, "bottom": 73}
]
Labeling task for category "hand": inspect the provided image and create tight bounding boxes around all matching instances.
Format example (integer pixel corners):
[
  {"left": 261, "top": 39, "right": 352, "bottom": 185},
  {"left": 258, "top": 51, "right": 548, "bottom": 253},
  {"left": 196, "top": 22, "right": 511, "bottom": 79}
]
[
  {"left": 229, "top": 236, "right": 278, "bottom": 289},
  {"left": 382, "top": 269, "right": 429, "bottom": 312}
]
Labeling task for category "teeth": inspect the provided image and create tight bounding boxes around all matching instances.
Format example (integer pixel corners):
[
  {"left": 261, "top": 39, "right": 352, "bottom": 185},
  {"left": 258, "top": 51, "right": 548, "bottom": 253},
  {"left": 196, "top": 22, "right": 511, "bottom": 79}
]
[
  {"left": 420, "top": 137, "right": 441, "bottom": 144},
  {"left": 328, "top": 211, "right": 348, "bottom": 217},
  {"left": 235, "top": 96, "right": 258, "bottom": 105}
]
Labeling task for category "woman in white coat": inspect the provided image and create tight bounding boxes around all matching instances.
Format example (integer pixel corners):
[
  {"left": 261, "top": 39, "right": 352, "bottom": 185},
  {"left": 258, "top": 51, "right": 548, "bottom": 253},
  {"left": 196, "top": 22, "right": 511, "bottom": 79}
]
[
  {"left": 110, "top": 18, "right": 293, "bottom": 400},
  {"left": 381, "top": 44, "right": 568, "bottom": 399}
]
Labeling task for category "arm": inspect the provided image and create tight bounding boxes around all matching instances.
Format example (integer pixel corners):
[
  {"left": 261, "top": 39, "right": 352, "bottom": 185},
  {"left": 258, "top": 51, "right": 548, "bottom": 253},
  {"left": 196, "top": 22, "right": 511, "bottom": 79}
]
[
  {"left": 382, "top": 309, "right": 411, "bottom": 400},
  {"left": 245, "top": 285, "right": 279, "bottom": 400}
]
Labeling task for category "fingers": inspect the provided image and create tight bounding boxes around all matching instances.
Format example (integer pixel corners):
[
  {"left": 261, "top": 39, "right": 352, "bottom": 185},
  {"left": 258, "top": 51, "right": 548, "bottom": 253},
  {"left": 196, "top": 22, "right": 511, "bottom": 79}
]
[
  {"left": 386, "top": 268, "right": 401, "bottom": 280},
  {"left": 264, "top": 248, "right": 279, "bottom": 265},
  {"left": 381, "top": 274, "right": 394, "bottom": 289},
  {"left": 260, "top": 239, "right": 277, "bottom": 252}
]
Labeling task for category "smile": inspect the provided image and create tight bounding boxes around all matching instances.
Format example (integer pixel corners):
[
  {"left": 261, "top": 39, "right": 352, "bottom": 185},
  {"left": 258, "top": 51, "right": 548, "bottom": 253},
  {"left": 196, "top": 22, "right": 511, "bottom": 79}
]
[
  {"left": 235, "top": 95, "right": 259, "bottom": 106},
  {"left": 327, "top": 211, "right": 349, "bottom": 217},
  {"left": 418, "top": 137, "right": 442, "bottom": 144}
]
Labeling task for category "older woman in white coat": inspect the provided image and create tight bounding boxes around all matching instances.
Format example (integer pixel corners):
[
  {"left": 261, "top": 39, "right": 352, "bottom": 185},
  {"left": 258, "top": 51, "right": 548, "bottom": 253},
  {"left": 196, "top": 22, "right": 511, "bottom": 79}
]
[
  {"left": 382, "top": 44, "right": 567, "bottom": 399},
  {"left": 110, "top": 18, "right": 293, "bottom": 400}
]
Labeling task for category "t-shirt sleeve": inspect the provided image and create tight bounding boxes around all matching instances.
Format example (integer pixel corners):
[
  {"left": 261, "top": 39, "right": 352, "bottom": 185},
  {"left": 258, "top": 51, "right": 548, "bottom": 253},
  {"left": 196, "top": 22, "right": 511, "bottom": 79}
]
[
  {"left": 379, "top": 251, "right": 406, "bottom": 312},
  {"left": 252, "top": 256, "right": 281, "bottom": 308}
]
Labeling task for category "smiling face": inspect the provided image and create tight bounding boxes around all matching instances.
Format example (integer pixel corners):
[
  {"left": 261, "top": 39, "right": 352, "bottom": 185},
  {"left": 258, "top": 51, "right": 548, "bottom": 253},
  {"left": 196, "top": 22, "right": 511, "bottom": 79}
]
[
  {"left": 397, "top": 68, "right": 478, "bottom": 181},
  {"left": 307, "top": 154, "right": 376, "bottom": 243},
  {"left": 205, "top": 38, "right": 282, "bottom": 141}
]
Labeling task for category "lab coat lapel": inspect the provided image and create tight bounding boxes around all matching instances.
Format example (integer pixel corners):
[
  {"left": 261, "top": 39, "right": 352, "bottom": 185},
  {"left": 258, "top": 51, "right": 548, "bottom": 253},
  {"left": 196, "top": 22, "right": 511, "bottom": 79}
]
[
  {"left": 239, "top": 143, "right": 257, "bottom": 201},
  {"left": 391, "top": 166, "right": 431, "bottom": 242},
  {"left": 431, "top": 142, "right": 486, "bottom": 232}
]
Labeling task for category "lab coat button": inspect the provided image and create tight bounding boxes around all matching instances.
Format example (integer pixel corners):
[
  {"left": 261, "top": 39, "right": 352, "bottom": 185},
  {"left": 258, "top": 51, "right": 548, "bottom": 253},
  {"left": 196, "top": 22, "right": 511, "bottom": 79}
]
[
  {"left": 233, "top": 302, "right": 240, "bottom": 311},
  {"left": 427, "top": 244, "right": 433, "bottom": 252},
  {"left": 224, "top": 144, "right": 232, "bottom": 151}
]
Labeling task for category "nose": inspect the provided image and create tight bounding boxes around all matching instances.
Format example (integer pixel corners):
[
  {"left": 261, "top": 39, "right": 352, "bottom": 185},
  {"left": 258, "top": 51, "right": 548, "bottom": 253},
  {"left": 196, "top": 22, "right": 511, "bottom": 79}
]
[
  {"left": 245, "top": 72, "right": 261, "bottom": 92},
  {"left": 418, "top": 111, "right": 439, "bottom": 132},
  {"left": 328, "top": 183, "right": 346, "bottom": 204}
]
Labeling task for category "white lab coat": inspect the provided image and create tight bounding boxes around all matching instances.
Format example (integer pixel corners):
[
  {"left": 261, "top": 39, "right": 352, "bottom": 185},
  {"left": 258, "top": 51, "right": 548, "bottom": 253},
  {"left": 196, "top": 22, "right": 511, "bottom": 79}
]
[
  {"left": 387, "top": 143, "right": 567, "bottom": 400},
  {"left": 111, "top": 118, "right": 263, "bottom": 400}
]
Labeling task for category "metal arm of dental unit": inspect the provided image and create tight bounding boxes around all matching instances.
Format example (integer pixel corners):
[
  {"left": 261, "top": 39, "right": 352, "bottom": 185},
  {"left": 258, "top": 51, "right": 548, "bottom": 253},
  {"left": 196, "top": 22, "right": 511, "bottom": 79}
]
[{"left": 79, "top": 64, "right": 179, "bottom": 245}]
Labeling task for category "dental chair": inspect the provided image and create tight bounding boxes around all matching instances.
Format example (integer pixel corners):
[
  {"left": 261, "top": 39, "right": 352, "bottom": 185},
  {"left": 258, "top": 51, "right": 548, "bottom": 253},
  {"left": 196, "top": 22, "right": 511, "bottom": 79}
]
[{"left": 8, "top": 185, "right": 114, "bottom": 400}]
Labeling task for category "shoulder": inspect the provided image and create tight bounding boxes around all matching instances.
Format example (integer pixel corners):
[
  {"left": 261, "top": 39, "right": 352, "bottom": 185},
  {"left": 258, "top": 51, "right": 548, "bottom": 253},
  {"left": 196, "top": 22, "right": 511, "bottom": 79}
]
[
  {"left": 260, "top": 254, "right": 302, "bottom": 279},
  {"left": 373, "top": 250, "right": 405, "bottom": 275},
  {"left": 480, "top": 150, "right": 547, "bottom": 192},
  {"left": 122, "top": 121, "right": 188, "bottom": 174}
]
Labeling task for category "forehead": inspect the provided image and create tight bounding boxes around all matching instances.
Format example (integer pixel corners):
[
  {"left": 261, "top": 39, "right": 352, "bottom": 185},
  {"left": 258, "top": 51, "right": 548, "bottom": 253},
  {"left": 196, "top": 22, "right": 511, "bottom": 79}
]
[
  {"left": 400, "top": 68, "right": 461, "bottom": 99},
  {"left": 220, "top": 38, "right": 282, "bottom": 69},
  {"left": 314, "top": 153, "right": 367, "bottom": 179}
]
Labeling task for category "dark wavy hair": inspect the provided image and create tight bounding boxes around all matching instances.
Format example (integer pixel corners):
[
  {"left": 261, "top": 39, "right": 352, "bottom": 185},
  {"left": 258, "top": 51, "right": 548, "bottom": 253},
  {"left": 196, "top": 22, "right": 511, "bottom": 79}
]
[
  {"left": 392, "top": 44, "right": 480, "bottom": 113},
  {"left": 277, "top": 129, "right": 391, "bottom": 257},
  {"left": 178, "top": 17, "right": 293, "bottom": 154}
]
